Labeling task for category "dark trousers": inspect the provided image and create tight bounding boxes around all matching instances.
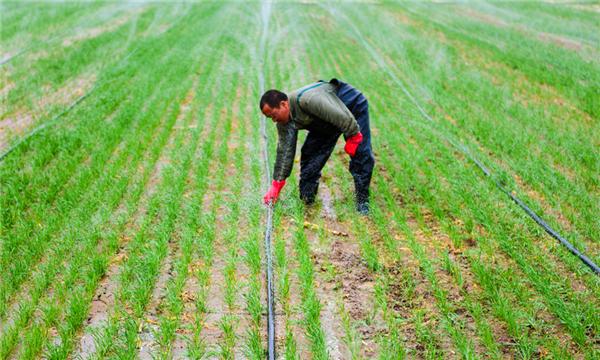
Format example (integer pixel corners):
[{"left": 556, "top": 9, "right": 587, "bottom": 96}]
[{"left": 299, "top": 82, "right": 375, "bottom": 205}]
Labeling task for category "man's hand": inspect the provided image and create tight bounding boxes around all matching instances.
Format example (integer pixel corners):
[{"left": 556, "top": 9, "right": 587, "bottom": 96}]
[
  {"left": 344, "top": 132, "right": 363, "bottom": 157},
  {"left": 264, "top": 179, "right": 286, "bottom": 205}
]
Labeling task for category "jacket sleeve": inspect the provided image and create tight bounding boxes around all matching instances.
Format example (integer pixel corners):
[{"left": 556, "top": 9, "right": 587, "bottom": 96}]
[
  {"left": 300, "top": 91, "right": 360, "bottom": 138},
  {"left": 273, "top": 122, "right": 298, "bottom": 181}
]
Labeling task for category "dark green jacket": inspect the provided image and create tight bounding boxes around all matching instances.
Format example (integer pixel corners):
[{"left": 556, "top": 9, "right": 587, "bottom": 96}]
[{"left": 273, "top": 81, "right": 360, "bottom": 181}]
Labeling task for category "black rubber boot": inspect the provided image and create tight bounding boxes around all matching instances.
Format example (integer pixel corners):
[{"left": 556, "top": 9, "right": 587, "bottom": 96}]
[
  {"left": 299, "top": 181, "right": 319, "bottom": 205},
  {"left": 356, "top": 189, "right": 370, "bottom": 215}
]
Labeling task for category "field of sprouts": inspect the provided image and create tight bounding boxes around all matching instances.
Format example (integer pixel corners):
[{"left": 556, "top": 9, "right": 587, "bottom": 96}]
[{"left": 1, "top": 1, "right": 599, "bottom": 359}]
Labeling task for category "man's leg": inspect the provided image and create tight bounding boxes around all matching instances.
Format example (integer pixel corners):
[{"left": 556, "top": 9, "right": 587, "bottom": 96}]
[
  {"left": 299, "top": 131, "right": 340, "bottom": 204},
  {"left": 348, "top": 102, "right": 375, "bottom": 214}
]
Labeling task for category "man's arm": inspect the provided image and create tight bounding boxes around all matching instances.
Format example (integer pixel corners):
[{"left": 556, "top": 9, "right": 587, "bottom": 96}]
[
  {"left": 300, "top": 91, "right": 360, "bottom": 138},
  {"left": 273, "top": 122, "right": 298, "bottom": 181}
]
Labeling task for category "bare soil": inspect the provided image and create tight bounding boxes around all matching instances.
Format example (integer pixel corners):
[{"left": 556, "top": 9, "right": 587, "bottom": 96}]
[
  {"left": 462, "top": 8, "right": 508, "bottom": 27},
  {"left": 293, "top": 188, "right": 349, "bottom": 358},
  {"left": 537, "top": 32, "right": 583, "bottom": 51},
  {"left": 277, "top": 217, "right": 313, "bottom": 359}
]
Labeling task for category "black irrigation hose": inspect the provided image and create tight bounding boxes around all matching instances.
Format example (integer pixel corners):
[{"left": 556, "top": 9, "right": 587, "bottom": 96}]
[
  {"left": 467, "top": 154, "right": 600, "bottom": 274},
  {"left": 0, "top": 35, "right": 63, "bottom": 67},
  {"left": 414, "top": 104, "right": 600, "bottom": 276},
  {"left": 265, "top": 201, "right": 276, "bottom": 360},
  {"left": 323, "top": 3, "right": 599, "bottom": 276},
  {"left": 259, "top": 113, "right": 276, "bottom": 360},
  {"left": 259, "top": 2, "right": 276, "bottom": 358},
  {"left": 1, "top": 3, "right": 144, "bottom": 67},
  {"left": 259, "top": 86, "right": 276, "bottom": 360},
  {"left": 0, "top": 46, "right": 140, "bottom": 164},
  {"left": 0, "top": 85, "right": 98, "bottom": 163}
]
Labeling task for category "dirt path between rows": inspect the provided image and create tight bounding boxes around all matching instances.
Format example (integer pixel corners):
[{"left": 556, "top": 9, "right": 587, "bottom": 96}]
[{"left": 296, "top": 174, "right": 383, "bottom": 358}]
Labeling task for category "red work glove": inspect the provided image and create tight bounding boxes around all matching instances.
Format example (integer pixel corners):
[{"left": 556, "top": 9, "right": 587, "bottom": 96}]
[
  {"left": 344, "top": 132, "right": 363, "bottom": 157},
  {"left": 263, "top": 179, "right": 286, "bottom": 205}
]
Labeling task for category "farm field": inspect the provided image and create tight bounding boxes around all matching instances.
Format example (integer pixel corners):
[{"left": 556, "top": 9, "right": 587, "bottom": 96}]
[{"left": 1, "top": 1, "right": 599, "bottom": 359}]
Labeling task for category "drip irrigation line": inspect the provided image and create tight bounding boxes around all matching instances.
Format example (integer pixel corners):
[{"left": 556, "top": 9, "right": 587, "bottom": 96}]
[
  {"left": 259, "top": 94, "right": 276, "bottom": 360},
  {"left": 264, "top": 201, "right": 276, "bottom": 360},
  {"left": 0, "top": 35, "right": 63, "bottom": 67},
  {"left": 0, "top": 85, "right": 98, "bottom": 163},
  {"left": 259, "top": 2, "right": 276, "bottom": 358},
  {"left": 458, "top": 142, "right": 599, "bottom": 274},
  {"left": 1, "top": 5, "right": 211, "bottom": 165},
  {"left": 0, "top": 5, "right": 154, "bottom": 162},
  {"left": 0, "top": 44, "right": 141, "bottom": 164},
  {"left": 260, "top": 99, "right": 277, "bottom": 360},
  {"left": 1, "top": 3, "right": 147, "bottom": 67},
  {"left": 323, "top": 4, "right": 599, "bottom": 275}
]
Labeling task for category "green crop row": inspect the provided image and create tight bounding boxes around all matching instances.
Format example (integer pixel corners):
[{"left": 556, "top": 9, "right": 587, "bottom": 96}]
[{"left": 1, "top": 2, "right": 597, "bottom": 358}]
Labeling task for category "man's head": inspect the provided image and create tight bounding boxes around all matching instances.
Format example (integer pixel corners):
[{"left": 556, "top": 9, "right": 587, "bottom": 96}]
[{"left": 260, "top": 89, "right": 290, "bottom": 124}]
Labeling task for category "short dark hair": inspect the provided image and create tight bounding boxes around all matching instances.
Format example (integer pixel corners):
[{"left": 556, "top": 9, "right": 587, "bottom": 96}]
[{"left": 260, "top": 89, "right": 288, "bottom": 110}]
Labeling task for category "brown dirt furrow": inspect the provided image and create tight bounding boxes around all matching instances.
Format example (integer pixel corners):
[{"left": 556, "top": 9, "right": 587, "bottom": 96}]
[
  {"left": 171, "top": 272, "right": 200, "bottom": 358},
  {"left": 229, "top": 86, "right": 255, "bottom": 358},
  {"left": 321, "top": 168, "right": 386, "bottom": 357},
  {"left": 441, "top": 237, "right": 517, "bottom": 358},
  {"left": 423, "top": 206, "right": 584, "bottom": 357},
  {"left": 172, "top": 198, "right": 216, "bottom": 357},
  {"left": 368, "top": 213, "right": 438, "bottom": 355},
  {"left": 366, "top": 168, "right": 456, "bottom": 357},
  {"left": 461, "top": 8, "right": 508, "bottom": 27},
  {"left": 137, "top": 78, "right": 210, "bottom": 358},
  {"left": 171, "top": 100, "right": 216, "bottom": 357},
  {"left": 0, "top": 71, "right": 14, "bottom": 99},
  {"left": 384, "top": 258, "right": 433, "bottom": 358},
  {"left": 195, "top": 100, "right": 235, "bottom": 357},
  {"left": 201, "top": 255, "right": 228, "bottom": 356},
  {"left": 232, "top": 263, "right": 252, "bottom": 359},
  {"left": 279, "top": 217, "right": 312, "bottom": 359},
  {"left": 302, "top": 212, "right": 350, "bottom": 359},
  {"left": 567, "top": 3, "right": 600, "bottom": 13},
  {"left": 319, "top": 181, "right": 337, "bottom": 221},
  {"left": 320, "top": 296, "right": 347, "bottom": 360},
  {"left": 418, "top": 211, "right": 491, "bottom": 356},
  {"left": 137, "top": 243, "right": 178, "bottom": 359},
  {"left": 329, "top": 238, "right": 381, "bottom": 358},
  {"left": 537, "top": 32, "right": 583, "bottom": 51},
  {"left": 404, "top": 216, "right": 460, "bottom": 358},
  {"left": 74, "top": 242, "right": 128, "bottom": 357}
]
